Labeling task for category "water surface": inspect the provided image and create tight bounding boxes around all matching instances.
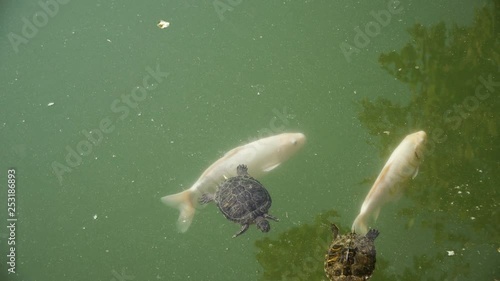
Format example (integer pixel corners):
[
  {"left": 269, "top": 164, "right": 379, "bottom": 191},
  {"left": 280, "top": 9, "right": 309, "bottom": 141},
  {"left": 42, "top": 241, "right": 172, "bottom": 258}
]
[{"left": 0, "top": 1, "right": 498, "bottom": 280}]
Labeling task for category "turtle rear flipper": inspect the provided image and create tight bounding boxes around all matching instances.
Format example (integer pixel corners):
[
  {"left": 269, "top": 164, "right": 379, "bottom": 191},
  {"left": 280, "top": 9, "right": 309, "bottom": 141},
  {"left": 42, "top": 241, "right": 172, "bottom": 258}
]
[{"left": 199, "top": 194, "right": 215, "bottom": 204}]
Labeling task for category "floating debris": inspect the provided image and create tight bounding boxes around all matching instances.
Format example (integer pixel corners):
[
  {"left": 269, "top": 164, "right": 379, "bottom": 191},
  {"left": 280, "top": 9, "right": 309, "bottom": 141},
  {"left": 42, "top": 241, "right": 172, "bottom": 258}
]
[
  {"left": 157, "top": 20, "right": 170, "bottom": 29},
  {"left": 447, "top": 250, "right": 455, "bottom": 256},
  {"left": 93, "top": 214, "right": 98, "bottom": 220},
  {"left": 47, "top": 102, "right": 55, "bottom": 107}
]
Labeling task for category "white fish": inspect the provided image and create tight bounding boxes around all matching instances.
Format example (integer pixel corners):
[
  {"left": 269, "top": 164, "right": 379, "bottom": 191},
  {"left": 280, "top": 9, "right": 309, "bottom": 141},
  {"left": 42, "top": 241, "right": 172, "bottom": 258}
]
[
  {"left": 161, "top": 133, "right": 306, "bottom": 233},
  {"left": 352, "top": 131, "right": 427, "bottom": 234}
]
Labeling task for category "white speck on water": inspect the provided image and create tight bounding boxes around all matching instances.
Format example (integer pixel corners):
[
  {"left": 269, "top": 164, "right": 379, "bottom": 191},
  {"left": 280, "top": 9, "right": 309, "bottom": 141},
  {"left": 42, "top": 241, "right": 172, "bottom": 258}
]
[
  {"left": 251, "top": 84, "right": 265, "bottom": 94},
  {"left": 106, "top": 39, "right": 111, "bottom": 43},
  {"left": 447, "top": 250, "right": 455, "bottom": 256},
  {"left": 112, "top": 154, "right": 116, "bottom": 158},
  {"left": 47, "top": 102, "right": 55, "bottom": 106},
  {"left": 93, "top": 214, "right": 98, "bottom": 220},
  {"left": 470, "top": 217, "right": 475, "bottom": 220},
  {"left": 157, "top": 20, "right": 170, "bottom": 29}
]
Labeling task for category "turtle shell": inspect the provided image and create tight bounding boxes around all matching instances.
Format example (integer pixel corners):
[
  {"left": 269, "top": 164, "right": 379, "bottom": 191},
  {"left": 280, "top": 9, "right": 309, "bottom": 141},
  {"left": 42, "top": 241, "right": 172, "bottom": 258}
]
[
  {"left": 215, "top": 165, "right": 271, "bottom": 224},
  {"left": 324, "top": 224, "right": 379, "bottom": 281}
]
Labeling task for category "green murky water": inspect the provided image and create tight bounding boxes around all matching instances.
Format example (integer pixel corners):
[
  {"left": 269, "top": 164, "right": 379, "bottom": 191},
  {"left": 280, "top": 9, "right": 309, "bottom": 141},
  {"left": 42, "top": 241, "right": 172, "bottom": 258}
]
[{"left": 1, "top": 1, "right": 499, "bottom": 280}]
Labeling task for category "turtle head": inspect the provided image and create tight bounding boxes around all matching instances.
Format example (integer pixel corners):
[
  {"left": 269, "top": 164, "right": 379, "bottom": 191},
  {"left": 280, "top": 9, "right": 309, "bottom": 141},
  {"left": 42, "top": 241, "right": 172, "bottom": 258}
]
[{"left": 255, "top": 217, "right": 270, "bottom": 233}]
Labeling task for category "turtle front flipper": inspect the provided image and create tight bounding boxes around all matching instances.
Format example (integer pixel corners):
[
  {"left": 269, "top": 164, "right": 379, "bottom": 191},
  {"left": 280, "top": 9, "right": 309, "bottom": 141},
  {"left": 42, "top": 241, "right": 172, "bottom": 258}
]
[
  {"left": 236, "top": 164, "right": 249, "bottom": 176},
  {"left": 366, "top": 229, "right": 380, "bottom": 241},
  {"left": 264, "top": 213, "right": 279, "bottom": 222},
  {"left": 232, "top": 224, "right": 249, "bottom": 238}
]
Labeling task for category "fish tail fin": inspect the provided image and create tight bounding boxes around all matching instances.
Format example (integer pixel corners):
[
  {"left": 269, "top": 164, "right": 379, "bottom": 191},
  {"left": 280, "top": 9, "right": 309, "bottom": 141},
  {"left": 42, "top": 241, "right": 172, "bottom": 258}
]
[
  {"left": 352, "top": 213, "right": 369, "bottom": 235},
  {"left": 161, "top": 189, "right": 197, "bottom": 233}
]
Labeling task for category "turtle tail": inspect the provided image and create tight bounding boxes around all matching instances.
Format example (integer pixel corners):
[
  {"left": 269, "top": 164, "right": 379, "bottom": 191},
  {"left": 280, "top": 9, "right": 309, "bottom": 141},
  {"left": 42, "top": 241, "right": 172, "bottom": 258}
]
[
  {"left": 161, "top": 189, "right": 197, "bottom": 233},
  {"left": 351, "top": 213, "right": 369, "bottom": 235}
]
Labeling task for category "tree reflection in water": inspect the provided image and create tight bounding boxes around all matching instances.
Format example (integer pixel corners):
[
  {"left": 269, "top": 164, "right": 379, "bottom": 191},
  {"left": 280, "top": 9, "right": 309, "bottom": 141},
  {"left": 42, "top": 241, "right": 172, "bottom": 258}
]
[{"left": 255, "top": 2, "right": 499, "bottom": 280}]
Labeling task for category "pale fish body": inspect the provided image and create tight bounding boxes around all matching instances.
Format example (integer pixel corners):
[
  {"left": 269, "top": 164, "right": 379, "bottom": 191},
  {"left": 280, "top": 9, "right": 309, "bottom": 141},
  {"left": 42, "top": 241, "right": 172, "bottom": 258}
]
[
  {"left": 352, "top": 131, "right": 427, "bottom": 234},
  {"left": 161, "top": 133, "right": 306, "bottom": 233}
]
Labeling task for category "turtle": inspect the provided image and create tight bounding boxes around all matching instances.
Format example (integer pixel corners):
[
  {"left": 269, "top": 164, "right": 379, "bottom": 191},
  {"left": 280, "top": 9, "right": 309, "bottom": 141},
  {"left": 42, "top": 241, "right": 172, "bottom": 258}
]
[
  {"left": 324, "top": 224, "right": 379, "bottom": 281},
  {"left": 199, "top": 164, "right": 279, "bottom": 238}
]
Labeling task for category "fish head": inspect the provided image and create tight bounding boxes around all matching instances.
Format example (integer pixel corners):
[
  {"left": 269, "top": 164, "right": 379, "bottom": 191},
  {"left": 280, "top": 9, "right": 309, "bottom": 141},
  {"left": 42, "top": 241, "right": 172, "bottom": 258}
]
[
  {"left": 411, "top": 131, "right": 427, "bottom": 159},
  {"left": 276, "top": 132, "right": 306, "bottom": 160}
]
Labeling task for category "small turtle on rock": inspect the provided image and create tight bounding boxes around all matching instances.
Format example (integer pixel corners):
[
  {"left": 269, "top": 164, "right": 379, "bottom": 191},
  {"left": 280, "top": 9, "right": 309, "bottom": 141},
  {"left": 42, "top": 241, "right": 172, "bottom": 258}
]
[
  {"left": 324, "top": 224, "right": 379, "bottom": 281},
  {"left": 200, "top": 164, "right": 279, "bottom": 238}
]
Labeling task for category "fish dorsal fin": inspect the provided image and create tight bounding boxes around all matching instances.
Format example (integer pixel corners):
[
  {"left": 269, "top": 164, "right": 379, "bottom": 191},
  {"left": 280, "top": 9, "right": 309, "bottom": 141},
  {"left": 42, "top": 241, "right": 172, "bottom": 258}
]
[{"left": 263, "top": 162, "right": 281, "bottom": 172}]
